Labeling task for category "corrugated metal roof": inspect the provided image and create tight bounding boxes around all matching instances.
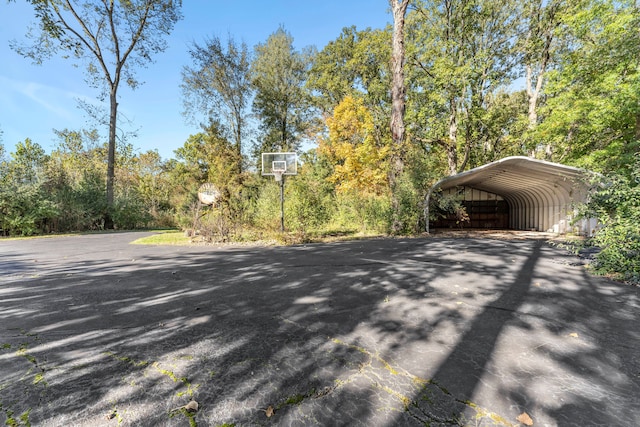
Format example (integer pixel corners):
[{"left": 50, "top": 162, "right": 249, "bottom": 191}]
[{"left": 426, "top": 156, "right": 596, "bottom": 234}]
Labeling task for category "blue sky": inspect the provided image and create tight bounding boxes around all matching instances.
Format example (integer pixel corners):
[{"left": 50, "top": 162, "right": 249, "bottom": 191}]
[{"left": 0, "top": 1, "right": 392, "bottom": 161}]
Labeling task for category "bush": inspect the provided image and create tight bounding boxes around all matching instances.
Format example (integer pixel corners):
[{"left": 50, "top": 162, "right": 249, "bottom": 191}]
[
  {"left": 112, "top": 195, "right": 153, "bottom": 230},
  {"left": 285, "top": 170, "right": 331, "bottom": 234},
  {"left": 252, "top": 180, "right": 282, "bottom": 230},
  {"left": 57, "top": 171, "right": 107, "bottom": 231},
  {"left": 580, "top": 158, "right": 640, "bottom": 284},
  {"left": 0, "top": 185, "right": 59, "bottom": 236},
  {"left": 330, "top": 192, "right": 390, "bottom": 234},
  {"left": 394, "top": 144, "right": 445, "bottom": 234}
]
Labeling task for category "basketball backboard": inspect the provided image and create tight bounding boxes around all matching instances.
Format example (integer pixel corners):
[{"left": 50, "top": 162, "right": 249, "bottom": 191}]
[
  {"left": 197, "top": 183, "right": 220, "bottom": 206},
  {"left": 261, "top": 152, "right": 297, "bottom": 176}
]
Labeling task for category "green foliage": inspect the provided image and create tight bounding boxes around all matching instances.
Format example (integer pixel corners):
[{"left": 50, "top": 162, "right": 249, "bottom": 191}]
[
  {"left": 0, "top": 185, "right": 59, "bottom": 236},
  {"left": 535, "top": 0, "right": 640, "bottom": 172},
  {"left": 466, "top": 90, "right": 529, "bottom": 168},
  {"left": 329, "top": 192, "right": 390, "bottom": 234},
  {"left": 170, "top": 122, "right": 246, "bottom": 236},
  {"left": 112, "top": 194, "right": 152, "bottom": 230},
  {"left": 307, "top": 26, "right": 392, "bottom": 117},
  {"left": 0, "top": 139, "right": 58, "bottom": 235},
  {"left": 429, "top": 189, "right": 470, "bottom": 225},
  {"left": 252, "top": 181, "right": 282, "bottom": 230},
  {"left": 251, "top": 26, "right": 316, "bottom": 152},
  {"left": 1, "top": 407, "right": 31, "bottom": 427},
  {"left": 135, "top": 150, "right": 174, "bottom": 226},
  {"left": 284, "top": 162, "right": 332, "bottom": 234},
  {"left": 0, "top": 132, "right": 175, "bottom": 236},
  {"left": 57, "top": 170, "right": 107, "bottom": 231},
  {"left": 407, "top": 0, "right": 521, "bottom": 174},
  {"left": 392, "top": 144, "right": 442, "bottom": 234},
  {"left": 580, "top": 157, "right": 640, "bottom": 284},
  {"left": 181, "top": 34, "right": 252, "bottom": 155}
]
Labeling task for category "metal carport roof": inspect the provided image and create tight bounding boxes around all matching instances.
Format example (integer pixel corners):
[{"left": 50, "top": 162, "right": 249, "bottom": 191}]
[{"left": 425, "top": 156, "right": 596, "bottom": 234}]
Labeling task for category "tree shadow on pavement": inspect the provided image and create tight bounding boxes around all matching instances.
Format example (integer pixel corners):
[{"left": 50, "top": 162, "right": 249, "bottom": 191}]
[
  {"left": 0, "top": 233, "right": 638, "bottom": 426},
  {"left": 410, "top": 240, "right": 542, "bottom": 425}
]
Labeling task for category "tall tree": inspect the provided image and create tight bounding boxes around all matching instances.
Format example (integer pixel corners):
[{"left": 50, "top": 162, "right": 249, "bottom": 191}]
[
  {"left": 181, "top": 35, "right": 252, "bottom": 166},
  {"left": 4, "top": 138, "right": 48, "bottom": 185},
  {"left": 12, "top": 0, "right": 182, "bottom": 228},
  {"left": 135, "top": 149, "right": 171, "bottom": 217},
  {"left": 307, "top": 26, "right": 392, "bottom": 147},
  {"left": 408, "top": 0, "right": 519, "bottom": 174},
  {"left": 251, "top": 26, "right": 316, "bottom": 153},
  {"left": 389, "top": 0, "right": 411, "bottom": 233},
  {"left": 534, "top": 0, "right": 640, "bottom": 173}
]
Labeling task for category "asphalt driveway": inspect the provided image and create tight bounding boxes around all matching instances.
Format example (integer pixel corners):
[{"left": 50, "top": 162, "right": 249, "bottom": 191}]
[{"left": 1, "top": 232, "right": 638, "bottom": 426}]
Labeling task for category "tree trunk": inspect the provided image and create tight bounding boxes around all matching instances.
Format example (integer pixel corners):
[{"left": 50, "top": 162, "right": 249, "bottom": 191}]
[
  {"left": 235, "top": 117, "right": 243, "bottom": 174},
  {"left": 105, "top": 88, "right": 118, "bottom": 229},
  {"left": 524, "top": 1, "right": 554, "bottom": 158},
  {"left": 389, "top": 0, "right": 410, "bottom": 234},
  {"left": 526, "top": 57, "right": 547, "bottom": 133},
  {"left": 390, "top": 1, "right": 409, "bottom": 149},
  {"left": 447, "top": 98, "right": 458, "bottom": 175}
]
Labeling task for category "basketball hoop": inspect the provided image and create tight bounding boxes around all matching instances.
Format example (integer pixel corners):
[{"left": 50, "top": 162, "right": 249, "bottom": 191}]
[
  {"left": 260, "top": 152, "right": 298, "bottom": 232},
  {"left": 197, "top": 183, "right": 220, "bottom": 206},
  {"left": 271, "top": 160, "right": 287, "bottom": 182}
]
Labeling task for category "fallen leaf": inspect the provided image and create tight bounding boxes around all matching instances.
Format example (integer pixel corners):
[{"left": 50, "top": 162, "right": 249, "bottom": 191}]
[
  {"left": 265, "top": 405, "right": 274, "bottom": 417},
  {"left": 184, "top": 400, "right": 199, "bottom": 413},
  {"left": 568, "top": 332, "right": 579, "bottom": 338},
  {"left": 516, "top": 412, "right": 533, "bottom": 426}
]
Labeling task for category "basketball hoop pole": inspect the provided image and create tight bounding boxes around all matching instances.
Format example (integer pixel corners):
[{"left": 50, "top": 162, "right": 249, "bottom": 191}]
[
  {"left": 272, "top": 170, "right": 285, "bottom": 231},
  {"left": 279, "top": 174, "right": 285, "bottom": 232},
  {"left": 261, "top": 152, "right": 297, "bottom": 233}
]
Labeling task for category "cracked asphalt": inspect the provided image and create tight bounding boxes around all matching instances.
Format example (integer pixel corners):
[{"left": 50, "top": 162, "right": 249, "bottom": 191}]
[{"left": 1, "top": 232, "right": 639, "bottom": 426}]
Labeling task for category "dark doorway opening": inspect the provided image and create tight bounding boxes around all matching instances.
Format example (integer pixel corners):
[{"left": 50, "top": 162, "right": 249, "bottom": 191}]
[{"left": 432, "top": 199, "right": 510, "bottom": 229}]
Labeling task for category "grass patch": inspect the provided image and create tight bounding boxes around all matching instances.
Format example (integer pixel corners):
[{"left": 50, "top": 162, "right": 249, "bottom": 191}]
[
  {"left": 0, "top": 233, "right": 78, "bottom": 241},
  {"left": 284, "top": 394, "right": 305, "bottom": 406},
  {"left": 1, "top": 229, "right": 177, "bottom": 241},
  {"left": 131, "top": 231, "right": 190, "bottom": 245},
  {"left": 4, "top": 226, "right": 384, "bottom": 247}
]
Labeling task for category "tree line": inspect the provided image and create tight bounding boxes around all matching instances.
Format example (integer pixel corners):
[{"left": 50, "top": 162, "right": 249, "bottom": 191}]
[{"left": 1, "top": 0, "right": 638, "bottom": 281}]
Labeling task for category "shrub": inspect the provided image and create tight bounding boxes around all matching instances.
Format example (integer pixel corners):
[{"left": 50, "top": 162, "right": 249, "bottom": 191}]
[
  {"left": 580, "top": 157, "right": 640, "bottom": 284},
  {"left": 112, "top": 195, "right": 153, "bottom": 230},
  {"left": 252, "top": 180, "right": 282, "bottom": 230},
  {"left": 285, "top": 168, "right": 331, "bottom": 234},
  {"left": 0, "top": 185, "right": 59, "bottom": 235}
]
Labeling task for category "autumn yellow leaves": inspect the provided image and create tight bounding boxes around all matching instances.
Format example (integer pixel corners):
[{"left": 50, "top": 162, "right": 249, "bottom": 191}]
[{"left": 320, "top": 96, "right": 391, "bottom": 197}]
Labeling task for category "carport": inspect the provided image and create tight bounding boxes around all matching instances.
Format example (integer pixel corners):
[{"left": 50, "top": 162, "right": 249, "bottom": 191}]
[{"left": 425, "top": 156, "right": 596, "bottom": 235}]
